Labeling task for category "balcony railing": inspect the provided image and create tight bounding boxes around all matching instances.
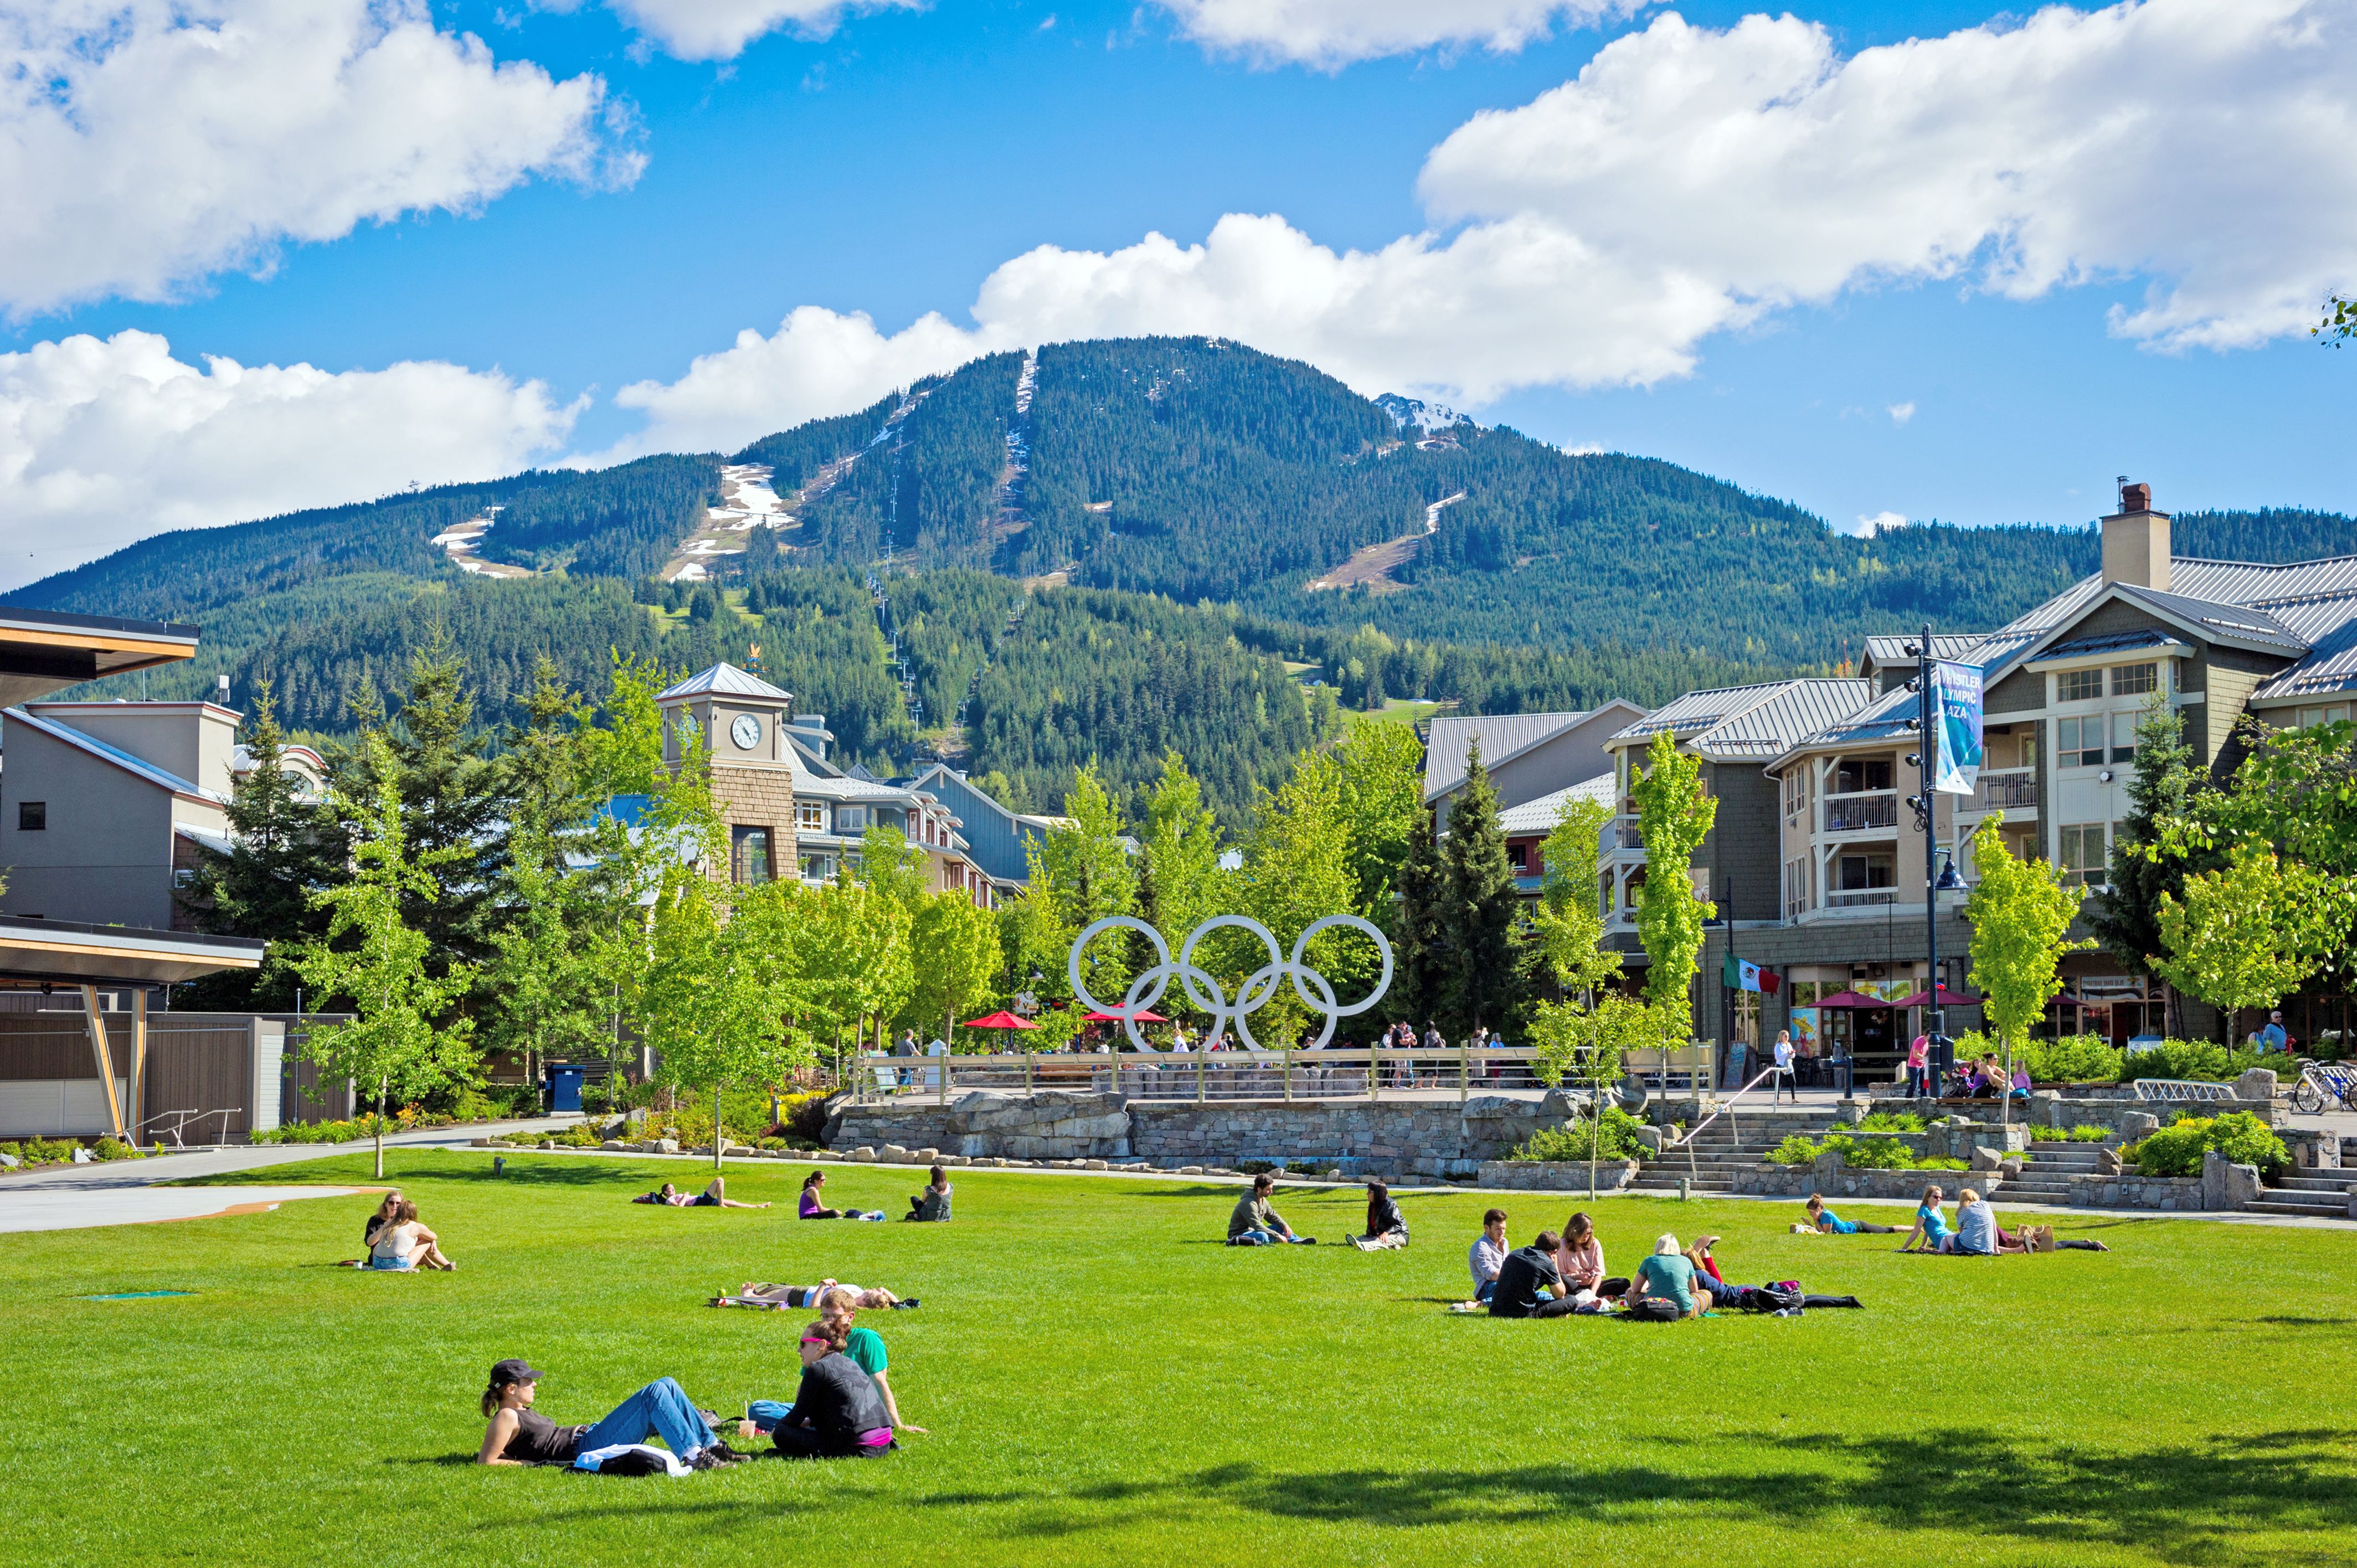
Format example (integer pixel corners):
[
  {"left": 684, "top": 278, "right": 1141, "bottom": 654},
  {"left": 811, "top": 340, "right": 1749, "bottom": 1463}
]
[
  {"left": 1823, "top": 794, "right": 1898, "bottom": 832},
  {"left": 1614, "top": 820, "right": 1645, "bottom": 850},
  {"left": 1824, "top": 888, "right": 1898, "bottom": 907},
  {"left": 1974, "top": 768, "right": 2040, "bottom": 811}
]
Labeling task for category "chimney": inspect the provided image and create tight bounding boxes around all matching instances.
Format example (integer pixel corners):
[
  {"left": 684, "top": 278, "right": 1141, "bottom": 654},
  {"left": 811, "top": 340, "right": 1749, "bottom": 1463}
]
[{"left": 2101, "top": 477, "right": 2170, "bottom": 592}]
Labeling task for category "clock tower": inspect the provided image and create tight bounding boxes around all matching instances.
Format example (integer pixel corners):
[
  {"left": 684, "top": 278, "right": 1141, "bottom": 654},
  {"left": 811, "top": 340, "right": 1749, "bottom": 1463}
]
[{"left": 654, "top": 662, "right": 797, "bottom": 884}]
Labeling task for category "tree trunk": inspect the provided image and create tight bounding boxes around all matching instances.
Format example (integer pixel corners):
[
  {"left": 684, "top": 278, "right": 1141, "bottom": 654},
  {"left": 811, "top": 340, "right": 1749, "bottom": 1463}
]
[
  {"left": 375, "top": 1072, "right": 388, "bottom": 1180},
  {"left": 714, "top": 1081, "right": 724, "bottom": 1171}
]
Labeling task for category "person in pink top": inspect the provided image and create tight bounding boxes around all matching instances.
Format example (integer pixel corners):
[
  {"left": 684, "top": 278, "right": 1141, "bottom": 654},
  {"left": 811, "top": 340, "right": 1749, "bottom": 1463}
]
[
  {"left": 1907, "top": 1033, "right": 1931, "bottom": 1099},
  {"left": 1555, "top": 1211, "right": 1605, "bottom": 1298}
]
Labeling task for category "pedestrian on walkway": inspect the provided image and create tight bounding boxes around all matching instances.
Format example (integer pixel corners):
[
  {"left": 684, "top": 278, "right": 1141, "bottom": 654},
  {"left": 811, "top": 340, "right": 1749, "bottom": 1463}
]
[
  {"left": 1773, "top": 1030, "right": 1798, "bottom": 1103},
  {"left": 1906, "top": 1031, "right": 1930, "bottom": 1098}
]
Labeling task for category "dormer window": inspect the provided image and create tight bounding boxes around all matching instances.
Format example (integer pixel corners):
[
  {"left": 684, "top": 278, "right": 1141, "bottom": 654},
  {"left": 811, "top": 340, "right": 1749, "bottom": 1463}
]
[
  {"left": 795, "top": 801, "right": 826, "bottom": 832},
  {"left": 2057, "top": 669, "right": 2104, "bottom": 703},
  {"left": 2112, "top": 663, "right": 2158, "bottom": 697}
]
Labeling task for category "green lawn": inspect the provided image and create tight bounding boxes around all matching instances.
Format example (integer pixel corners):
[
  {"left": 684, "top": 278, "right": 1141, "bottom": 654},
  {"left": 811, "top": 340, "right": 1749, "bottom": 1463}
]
[{"left": 6, "top": 1152, "right": 2353, "bottom": 1567}]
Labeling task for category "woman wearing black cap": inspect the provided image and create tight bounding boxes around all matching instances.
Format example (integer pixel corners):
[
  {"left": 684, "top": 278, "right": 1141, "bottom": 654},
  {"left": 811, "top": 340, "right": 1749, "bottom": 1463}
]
[{"left": 476, "top": 1360, "right": 742, "bottom": 1469}]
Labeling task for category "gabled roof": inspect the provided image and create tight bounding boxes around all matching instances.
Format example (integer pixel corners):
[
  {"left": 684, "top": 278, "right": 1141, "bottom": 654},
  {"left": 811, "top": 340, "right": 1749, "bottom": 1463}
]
[
  {"left": 1497, "top": 773, "right": 1616, "bottom": 837},
  {"left": 655, "top": 662, "right": 791, "bottom": 703},
  {"left": 2, "top": 706, "right": 227, "bottom": 804},
  {"left": 1768, "top": 686, "right": 1924, "bottom": 770},
  {"left": 1613, "top": 679, "right": 1872, "bottom": 761},
  {"left": 1862, "top": 633, "right": 1981, "bottom": 675},
  {"left": 1423, "top": 704, "right": 1643, "bottom": 802},
  {"left": 2034, "top": 628, "right": 2179, "bottom": 662}
]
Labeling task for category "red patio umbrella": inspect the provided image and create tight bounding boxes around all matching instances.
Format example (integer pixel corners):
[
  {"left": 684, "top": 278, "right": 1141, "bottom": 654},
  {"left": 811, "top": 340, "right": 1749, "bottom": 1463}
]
[
  {"left": 961, "top": 1010, "right": 1040, "bottom": 1052},
  {"left": 1810, "top": 989, "right": 1894, "bottom": 1009},
  {"left": 1892, "top": 986, "right": 1983, "bottom": 1009}
]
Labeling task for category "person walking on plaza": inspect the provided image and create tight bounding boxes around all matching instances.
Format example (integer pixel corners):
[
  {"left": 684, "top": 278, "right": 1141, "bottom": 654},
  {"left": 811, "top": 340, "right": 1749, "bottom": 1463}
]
[
  {"left": 2260, "top": 1010, "right": 2289, "bottom": 1052},
  {"left": 1906, "top": 1031, "right": 1931, "bottom": 1099},
  {"left": 1772, "top": 1030, "right": 1798, "bottom": 1104}
]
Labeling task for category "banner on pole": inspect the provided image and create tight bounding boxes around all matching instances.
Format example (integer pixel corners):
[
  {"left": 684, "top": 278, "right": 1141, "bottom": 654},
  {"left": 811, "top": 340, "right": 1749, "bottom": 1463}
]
[{"left": 1931, "top": 660, "right": 1983, "bottom": 795}]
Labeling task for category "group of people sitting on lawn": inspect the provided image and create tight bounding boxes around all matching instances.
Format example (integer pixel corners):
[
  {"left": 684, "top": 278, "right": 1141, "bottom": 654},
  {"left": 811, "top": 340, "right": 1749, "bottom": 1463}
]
[
  {"left": 344, "top": 1191, "right": 457, "bottom": 1271},
  {"left": 796, "top": 1167, "right": 954, "bottom": 1222},
  {"left": 1903, "top": 1184, "right": 2110, "bottom": 1254},
  {"left": 1225, "top": 1173, "right": 1409, "bottom": 1250},
  {"left": 478, "top": 1280, "right": 925, "bottom": 1469},
  {"left": 1470, "top": 1209, "right": 1866, "bottom": 1319}
]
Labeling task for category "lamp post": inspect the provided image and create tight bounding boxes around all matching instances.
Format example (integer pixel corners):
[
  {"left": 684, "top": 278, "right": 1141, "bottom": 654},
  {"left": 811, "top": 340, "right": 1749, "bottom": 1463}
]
[{"left": 1906, "top": 623, "right": 1969, "bottom": 1091}]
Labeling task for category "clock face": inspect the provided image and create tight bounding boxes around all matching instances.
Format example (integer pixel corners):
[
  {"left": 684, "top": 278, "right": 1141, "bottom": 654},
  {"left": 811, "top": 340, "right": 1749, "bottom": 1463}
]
[{"left": 730, "top": 713, "right": 763, "bottom": 750}]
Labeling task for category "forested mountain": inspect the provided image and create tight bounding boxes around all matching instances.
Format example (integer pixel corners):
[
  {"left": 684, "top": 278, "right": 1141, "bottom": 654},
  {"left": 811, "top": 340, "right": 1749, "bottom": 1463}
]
[{"left": 15, "top": 334, "right": 2357, "bottom": 823}]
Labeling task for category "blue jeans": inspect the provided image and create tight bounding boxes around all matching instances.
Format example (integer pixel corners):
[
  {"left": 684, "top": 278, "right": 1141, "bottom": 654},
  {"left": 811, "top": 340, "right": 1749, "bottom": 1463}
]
[
  {"left": 1474, "top": 1280, "right": 1496, "bottom": 1304},
  {"left": 577, "top": 1377, "right": 714, "bottom": 1459},
  {"left": 1907, "top": 1066, "right": 1929, "bottom": 1097}
]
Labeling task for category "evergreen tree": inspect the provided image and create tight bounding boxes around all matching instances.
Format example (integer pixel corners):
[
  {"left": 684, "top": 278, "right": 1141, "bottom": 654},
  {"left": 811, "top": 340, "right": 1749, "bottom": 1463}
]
[
  {"left": 2086, "top": 697, "right": 2206, "bottom": 1025},
  {"left": 182, "top": 680, "right": 343, "bottom": 1010},
  {"left": 1390, "top": 805, "right": 1447, "bottom": 1032},
  {"left": 368, "top": 628, "right": 503, "bottom": 981},
  {"left": 1435, "top": 743, "right": 1526, "bottom": 1039}
]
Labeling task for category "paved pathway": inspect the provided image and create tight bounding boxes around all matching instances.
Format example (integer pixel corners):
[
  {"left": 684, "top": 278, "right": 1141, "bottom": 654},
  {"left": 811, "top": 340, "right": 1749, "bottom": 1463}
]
[{"left": 0, "top": 1118, "right": 577, "bottom": 1234}]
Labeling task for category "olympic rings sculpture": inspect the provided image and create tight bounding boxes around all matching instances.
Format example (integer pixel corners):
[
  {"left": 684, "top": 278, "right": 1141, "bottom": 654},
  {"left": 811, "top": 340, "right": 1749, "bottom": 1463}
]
[{"left": 1067, "top": 913, "right": 1393, "bottom": 1053}]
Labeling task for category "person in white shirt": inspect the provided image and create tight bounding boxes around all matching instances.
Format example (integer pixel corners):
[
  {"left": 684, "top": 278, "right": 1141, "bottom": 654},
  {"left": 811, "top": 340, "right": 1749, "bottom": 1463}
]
[
  {"left": 1772, "top": 1030, "right": 1798, "bottom": 1104},
  {"left": 1468, "top": 1209, "right": 1510, "bottom": 1304}
]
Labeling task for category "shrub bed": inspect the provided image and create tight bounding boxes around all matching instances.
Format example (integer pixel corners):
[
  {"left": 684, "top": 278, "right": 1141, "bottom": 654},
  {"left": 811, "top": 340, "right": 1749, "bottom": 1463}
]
[{"left": 2124, "top": 1110, "right": 2288, "bottom": 1180}]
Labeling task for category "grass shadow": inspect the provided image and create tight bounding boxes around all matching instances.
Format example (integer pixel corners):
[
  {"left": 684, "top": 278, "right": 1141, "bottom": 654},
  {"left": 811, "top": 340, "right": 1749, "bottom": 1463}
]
[{"left": 1123, "top": 1426, "right": 2357, "bottom": 1565}]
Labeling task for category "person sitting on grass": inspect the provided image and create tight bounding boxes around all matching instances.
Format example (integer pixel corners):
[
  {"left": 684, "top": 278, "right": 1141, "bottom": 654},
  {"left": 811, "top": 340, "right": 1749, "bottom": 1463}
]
[
  {"left": 476, "top": 1358, "right": 743, "bottom": 1469},
  {"left": 765, "top": 1321, "right": 899, "bottom": 1459},
  {"left": 362, "top": 1189, "right": 405, "bottom": 1251},
  {"left": 1794, "top": 1194, "right": 1901, "bottom": 1235},
  {"left": 1902, "top": 1186, "right": 1957, "bottom": 1253},
  {"left": 907, "top": 1165, "right": 953, "bottom": 1222},
  {"left": 799, "top": 1170, "right": 882, "bottom": 1220},
  {"left": 1687, "top": 1235, "right": 1862, "bottom": 1312},
  {"left": 742, "top": 1286, "right": 928, "bottom": 1440},
  {"left": 1468, "top": 1209, "right": 1509, "bottom": 1304},
  {"left": 1349, "top": 1180, "right": 1409, "bottom": 1251},
  {"left": 635, "top": 1177, "right": 769, "bottom": 1209},
  {"left": 1952, "top": 1188, "right": 2000, "bottom": 1256},
  {"left": 1489, "top": 1229, "right": 1578, "bottom": 1318},
  {"left": 1228, "top": 1173, "right": 1314, "bottom": 1245},
  {"left": 364, "top": 1197, "right": 455, "bottom": 1271},
  {"left": 1630, "top": 1233, "right": 1702, "bottom": 1319},
  {"left": 1556, "top": 1211, "right": 1605, "bottom": 1297}
]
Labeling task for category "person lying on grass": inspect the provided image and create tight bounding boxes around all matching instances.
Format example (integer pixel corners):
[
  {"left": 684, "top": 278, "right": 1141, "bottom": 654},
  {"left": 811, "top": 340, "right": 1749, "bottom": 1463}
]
[
  {"left": 1686, "top": 1235, "right": 1862, "bottom": 1313},
  {"left": 907, "top": 1165, "right": 952, "bottom": 1222},
  {"left": 1468, "top": 1209, "right": 1509, "bottom": 1304},
  {"left": 352, "top": 1196, "right": 455, "bottom": 1271},
  {"left": 634, "top": 1178, "right": 769, "bottom": 1209},
  {"left": 1349, "top": 1180, "right": 1409, "bottom": 1251},
  {"left": 733, "top": 1281, "right": 916, "bottom": 1311},
  {"left": 1228, "top": 1172, "right": 1314, "bottom": 1245},
  {"left": 1994, "top": 1222, "right": 2109, "bottom": 1253},
  {"left": 800, "top": 1170, "right": 883, "bottom": 1220},
  {"left": 1793, "top": 1194, "right": 1902, "bottom": 1235},
  {"left": 760, "top": 1321, "right": 899, "bottom": 1459},
  {"left": 475, "top": 1359, "right": 745, "bottom": 1469}
]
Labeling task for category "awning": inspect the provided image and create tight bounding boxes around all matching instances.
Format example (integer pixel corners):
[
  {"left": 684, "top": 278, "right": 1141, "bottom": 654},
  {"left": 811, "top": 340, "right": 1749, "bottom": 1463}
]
[
  {"left": 1892, "top": 986, "right": 1983, "bottom": 1008},
  {"left": 1810, "top": 989, "right": 1895, "bottom": 1010},
  {"left": 0, "top": 605, "right": 199, "bottom": 708},
  {"left": 0, "top": 915, "right": 263, "bottom": 987}
]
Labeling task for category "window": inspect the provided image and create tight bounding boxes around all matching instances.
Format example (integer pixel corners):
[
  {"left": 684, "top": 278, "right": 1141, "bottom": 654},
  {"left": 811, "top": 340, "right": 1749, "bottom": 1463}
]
[
  {"left": 1785, "top": 854, "right": 1813, "bottom": 920},
  {"left": 795, "top": 801, "right": 826, "bottom": 832},
  {"left": 2111, "top": 711, "right": 2140, "bottom": 764},
  {"left": 1506, "top": 842, "right": 1529, "bottom": 873},
  {"left": 2061, "top": 823, "right": 2108, "bottom": 889},
  {"left": 836, "top": 806, "right": 867, "bottom": 833},
  {"left": 2294, "top": 704, "right": 2351, "bottom": 729},
  {"left": 2056, "top": 716, "right": 2106, "bottom": 767},
  {"left": 1830, "top": 756, "right": 1894, "bottom": 793},
  {"left": 2057, "top": 669, "right": 2104, "bottom": 702},
  {"left": 2112, "top": 662, "right": 2158, "bottom": 697},
  {"left": 173, "top": 868, "right": 196, "bottom": 888},
  {"left": 17, "top": 801, "right": 44, "bottom": 831},
  {"left": 1781, "top": 768, "right": 1810, "bottom": 821},
  {"left": 732, "top": 826, "right": 773, "bottom": 885},
  {"left": 2017, "top": 731, "right": 2040, "bottom": 771}
]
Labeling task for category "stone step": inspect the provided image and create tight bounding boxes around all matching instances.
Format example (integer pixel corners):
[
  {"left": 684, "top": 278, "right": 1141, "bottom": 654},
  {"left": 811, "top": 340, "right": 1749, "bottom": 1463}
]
[
  {"left": 2269, "top": 1174, "right": 2356, "bottom": 1193},
  {"left": 2246, "top": 1192, "right": 2353, "bottom": 1219}
]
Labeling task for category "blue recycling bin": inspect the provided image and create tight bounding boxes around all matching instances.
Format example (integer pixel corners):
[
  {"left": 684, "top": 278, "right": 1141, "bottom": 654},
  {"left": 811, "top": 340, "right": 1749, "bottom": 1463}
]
[{"left": 547, "top": 1064, "right": 586, "bottom": 1113}]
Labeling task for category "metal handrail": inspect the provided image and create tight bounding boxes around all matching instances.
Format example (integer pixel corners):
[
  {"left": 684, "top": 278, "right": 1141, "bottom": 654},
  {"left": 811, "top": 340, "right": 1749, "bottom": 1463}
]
[
  {"left": 1664, "top": 1066, "right": 1782, "bottom": 1156},
  {"left": 2130, "top": 1079, "right": 2237, "bottom": 1103},
  {"left": 132, "top": 1107, "right": 240, "bottom": 1148}
]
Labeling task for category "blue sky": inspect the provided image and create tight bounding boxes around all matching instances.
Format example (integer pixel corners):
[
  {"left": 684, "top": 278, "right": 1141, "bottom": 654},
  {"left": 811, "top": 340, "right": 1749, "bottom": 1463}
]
[{"left": 4, "top": 0, "right": 2353, "bottom": 585}]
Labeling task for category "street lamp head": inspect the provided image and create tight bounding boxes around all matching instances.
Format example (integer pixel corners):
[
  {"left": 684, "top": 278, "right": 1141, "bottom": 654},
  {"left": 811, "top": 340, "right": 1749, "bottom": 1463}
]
[{"left": 1934, "top": 852, "right": 1965, "bottom": 892}]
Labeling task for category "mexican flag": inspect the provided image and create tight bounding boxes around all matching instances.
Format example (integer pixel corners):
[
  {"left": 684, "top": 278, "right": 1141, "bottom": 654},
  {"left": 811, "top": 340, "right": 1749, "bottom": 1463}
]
[{"left": 1722, "top": 956, "right": 1778, "bottom": 993}]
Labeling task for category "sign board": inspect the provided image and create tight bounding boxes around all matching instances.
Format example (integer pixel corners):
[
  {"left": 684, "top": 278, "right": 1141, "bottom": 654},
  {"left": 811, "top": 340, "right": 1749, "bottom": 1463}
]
[{"left": 1931, "top": 659, "right": 1984, "bottom": 795}]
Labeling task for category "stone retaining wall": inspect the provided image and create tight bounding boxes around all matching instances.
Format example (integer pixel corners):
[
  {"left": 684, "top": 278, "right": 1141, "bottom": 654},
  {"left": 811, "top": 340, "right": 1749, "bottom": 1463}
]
[
  {"left": 826, "top": 1089, "right": 1587, "bottom": 1178},
  {"left": 1474, "top": 1160, "right": 1641, "bottom": 1192}
]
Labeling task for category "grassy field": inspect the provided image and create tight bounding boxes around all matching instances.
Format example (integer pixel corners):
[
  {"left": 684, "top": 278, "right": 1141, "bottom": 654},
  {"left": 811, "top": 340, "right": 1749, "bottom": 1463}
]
[{"left": 6, "top": 1152, "right": 2353, "bottom": 1567}]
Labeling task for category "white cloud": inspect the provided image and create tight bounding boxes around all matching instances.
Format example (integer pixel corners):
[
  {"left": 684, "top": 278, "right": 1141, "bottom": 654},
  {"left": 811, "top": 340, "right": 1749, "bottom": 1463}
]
[
  {"left": 1849, "top": 510, "right": 1908, "bottom": 536},
  {"left": 1155, "top": 0, "right": 1632, "bottom": 68},
  {"left": 1888, "top": 402, "right": 1917, "bottom": 425},
  {"left": 598, "top": 0, "right": 917, "bottom": 59},
  {"left": 0, "top": 331, "right": 579, "bottom": 586},
  {"left": 610, "top": 0, "right": 2357, "bottom": 451},
  {"left": 0, "top": 0, "right": 635, "bottom": 317}
]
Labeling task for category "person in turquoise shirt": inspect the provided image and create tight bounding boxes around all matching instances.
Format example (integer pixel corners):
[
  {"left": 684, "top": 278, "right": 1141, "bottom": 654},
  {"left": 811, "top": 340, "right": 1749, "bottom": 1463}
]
[
  {"left": 1902, "top": 1185, "right": 1957, "bottom": 1253},
  {"left": 1632, "top": 1234, "right": 1701, "bottom": 1317}
]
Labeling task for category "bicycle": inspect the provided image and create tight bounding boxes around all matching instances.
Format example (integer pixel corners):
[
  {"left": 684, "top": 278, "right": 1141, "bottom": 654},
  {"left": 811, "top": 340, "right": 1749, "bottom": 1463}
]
[{"left": 2289, "top": 1058, "right": 2357, "bottom": 1115}]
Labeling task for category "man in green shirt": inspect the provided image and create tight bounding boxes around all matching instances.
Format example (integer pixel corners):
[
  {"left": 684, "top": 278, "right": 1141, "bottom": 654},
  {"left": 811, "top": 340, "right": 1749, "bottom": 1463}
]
[{"left": 1227, "top": 1173, "right": 1314, "bottom": 1245}]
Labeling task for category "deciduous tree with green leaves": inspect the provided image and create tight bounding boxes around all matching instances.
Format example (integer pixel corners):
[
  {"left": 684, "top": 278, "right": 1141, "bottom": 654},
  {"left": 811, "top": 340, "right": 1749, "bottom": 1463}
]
[
  {"left": 2152, "top": 840, "right": 2338, "bottom": 1047},
  {"left": 1630, "top": 731, "right": 1717, "bottom": 1038},
  {"left": 1964, "top": 814, "right": 2093, "bottom": 1119},
  {"left": 2086, "top": 697, "right": 2207, "bottom": 1029},
  {"left": 1530, "top": 793, "right": 1620, "bottom": 1001},
  {"left": 907, "top": 893, "right": 1005, "bottom": 1050},
  {"left": 1032, "top": 762, "right": 1140, "bottom": 1003},
  {"left": 289, "top": 735, "right": 479, "bottom": 1178}
]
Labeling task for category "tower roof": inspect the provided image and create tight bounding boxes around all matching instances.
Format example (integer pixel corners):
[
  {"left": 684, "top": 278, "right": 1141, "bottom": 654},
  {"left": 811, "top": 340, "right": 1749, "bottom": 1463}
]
[{"left": 655, "top": 662, "right": 791, "bottom": 704}]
